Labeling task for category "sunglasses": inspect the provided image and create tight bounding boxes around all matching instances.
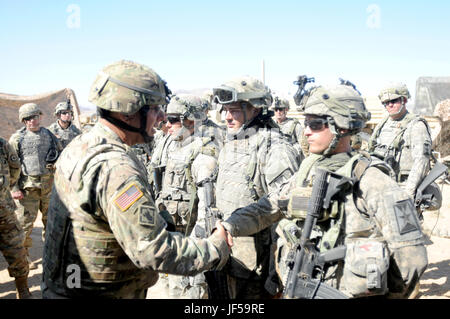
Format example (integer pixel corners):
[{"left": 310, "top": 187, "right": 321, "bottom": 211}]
[
  {"left": 23, "top": 115, "right": 40, "bottom": 122},
  {"left": 304, "top": 118, "right": 328, "bottom": 131},
  {"left": 383, "top": 97, "right": 402, "bottom": 106},
  {"left": 167, "top": 116, "right": 181, "bottom": 124},
  {"left": 274, "top": 108, "right": 285, "bottom": 112},
  {"left": 60, "top": 111, "right": 72, "bottom": 115}
]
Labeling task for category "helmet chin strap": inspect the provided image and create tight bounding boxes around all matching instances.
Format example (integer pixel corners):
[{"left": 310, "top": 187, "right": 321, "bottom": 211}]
[
  {"left": 389, "top": 102, "right": 406, "bottom": 118},
  {"left": 99, "top": 108, "right": 153, "bottom": 143},
  {"left": 322, "top": 117, "right": 352, "bottom": 156}
]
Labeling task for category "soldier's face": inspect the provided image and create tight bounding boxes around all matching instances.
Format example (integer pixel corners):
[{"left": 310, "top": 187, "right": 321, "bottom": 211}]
[
  {"left": 304, "top": 115, "right": 334, "bottom": 154},
  {"left": 384, "top": 97, "right": 406, "bottom": 119},
  {"left": 166, "top": 116, "right": 182, "bottom": 136},
  {"left": 274, "top": 108, "right": 287, "bottom": 122},
  {"left": 59, "top": 111, "right": 73, "bottom": 122},
  {"left": 24, "top": 115, "right": 41, "bottom": 132},
  {"left": 223, "top": 103, "right": 257, "bottom": 133},
  {"left": 145, "top": 105, "right": 163, "bottom": 136}
]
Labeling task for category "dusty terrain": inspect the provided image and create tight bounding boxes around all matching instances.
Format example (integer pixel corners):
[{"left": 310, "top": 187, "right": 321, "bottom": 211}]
[{"left": 1, "top": 182, "right": 449, "bottom": 299}]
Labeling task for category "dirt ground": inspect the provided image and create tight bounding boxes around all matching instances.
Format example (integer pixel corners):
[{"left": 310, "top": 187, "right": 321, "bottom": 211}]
[{"left": 1, "top": 182, "right": 449, "bottom": 299}]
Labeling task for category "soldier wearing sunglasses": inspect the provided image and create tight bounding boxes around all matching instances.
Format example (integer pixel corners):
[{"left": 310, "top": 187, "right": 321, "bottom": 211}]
[
  {"left": 368, "top": 83, "right": 434, "bottom": 203},
  {"left": 47, "top": 101, "right": 82, "bottom": 149},
  {"left": 221, "top": 81, "right": 427, "bottom": 299},
  {"left": 270, "top": 96, "right": 308, "bottom": 160}
]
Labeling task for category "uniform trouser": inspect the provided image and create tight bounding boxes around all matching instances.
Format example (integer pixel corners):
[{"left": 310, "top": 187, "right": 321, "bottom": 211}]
[
  {"left": 15, "top": 187, "right": 51, "bottom": 249},
  {"left": 167, "top": 272, "right": 208, "bottom": 299},
  {"left": 0, "top": 206, "right": 29, "bottom": 278}
]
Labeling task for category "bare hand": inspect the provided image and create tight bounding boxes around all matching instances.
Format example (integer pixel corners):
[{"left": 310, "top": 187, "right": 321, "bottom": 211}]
[
  {"left": 11, "top": 190, "right": 24, "bottom": 200},
  {"left": 213, "top": 221, "right": 233, "bottom": 248}
]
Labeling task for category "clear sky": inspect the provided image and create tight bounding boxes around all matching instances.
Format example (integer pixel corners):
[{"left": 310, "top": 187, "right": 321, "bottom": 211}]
[{"left": 1, "top": 0, "right": 449, "bottom": 108}]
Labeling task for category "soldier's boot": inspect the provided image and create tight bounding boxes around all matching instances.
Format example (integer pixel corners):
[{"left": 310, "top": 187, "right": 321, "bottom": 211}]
[{"left": 15, "top": 276, "right": 34, "bottom": 299}]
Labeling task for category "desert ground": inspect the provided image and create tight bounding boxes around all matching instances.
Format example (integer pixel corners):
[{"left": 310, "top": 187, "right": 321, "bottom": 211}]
[{"left": 1, "top": 182, "right": 449, "bottom": 299}]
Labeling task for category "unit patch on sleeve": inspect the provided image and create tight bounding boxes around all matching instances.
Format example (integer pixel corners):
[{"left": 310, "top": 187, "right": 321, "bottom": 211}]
[
  {"left": 114, "top": 183, "right": 144, "bottom": 211},
  {"left": 139, "top": 205, "right": 156, "bottom": 226}
]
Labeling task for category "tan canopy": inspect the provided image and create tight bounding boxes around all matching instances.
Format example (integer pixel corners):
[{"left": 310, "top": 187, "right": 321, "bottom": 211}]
[{"left": 0, "top": 88, "right": 81, "bottom": 140}]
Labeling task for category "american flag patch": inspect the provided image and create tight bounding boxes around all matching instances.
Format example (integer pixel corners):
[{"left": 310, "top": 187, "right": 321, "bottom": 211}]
[{"left": 114, "top": 184, "right": 144, "bottom": 211}]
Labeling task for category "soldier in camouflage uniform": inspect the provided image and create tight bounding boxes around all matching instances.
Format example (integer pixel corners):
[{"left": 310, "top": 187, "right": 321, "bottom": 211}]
[
  {"left": 41, "top": 60, "right": 230, "bottom": 299},
  {"left": 195, "top": 92, "right": 226, "bottom": 149},
  {"left": 47, "top": 101, "right": 82, "bottom": 149},
  {"left": 221, "top": 81, "right": 428, "bottom": 298},
  {"left": 0, "top": 137, "right": 33, "bottom": 299},
  {"left": 9, "top": 103, "right": 61, "bottom": 269},
  {"left": 368, "top": 83, "right": 433, "bottom": 203},
  {"left": 155, "top": 94, "right": 220, "bottom": 299},
  {"left": 271, "top": 96, "right": 307, "bottom": 160},
  {"left": 212, "top": 76, "right": 300, "bottom": 299}
]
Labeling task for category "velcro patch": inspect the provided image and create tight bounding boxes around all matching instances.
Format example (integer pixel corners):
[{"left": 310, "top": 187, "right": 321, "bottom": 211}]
[
  {"left": 394, "top": 199, "right": 419, "bottom": 235},
  {"left": 139, "top": 205, "right": 156, "bottom": 226},
  {"left": 114, "top": 184, "right": 143, "bottom": 212}
]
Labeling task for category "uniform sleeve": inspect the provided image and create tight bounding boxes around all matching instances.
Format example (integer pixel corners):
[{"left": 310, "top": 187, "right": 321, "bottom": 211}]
[
  {"left": 98, "top": 160, "right": 229, "bottom": 276},
  {"left": 404, "top": 120, "right": 432, "bottom": 198},
  {"left": 264, "top": 141, "right": 300, "bottom": 192},
  {"left": 359, "top": 167, "right": 427, "bottom": 296},
  {"left": 8, "top": 134, "right": 21, "bottom": 192},
  {"left": 5, "top": 141, "right": 21, "bottom": 188}
]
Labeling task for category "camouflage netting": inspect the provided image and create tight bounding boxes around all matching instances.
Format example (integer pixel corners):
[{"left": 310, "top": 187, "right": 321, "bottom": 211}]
[
  {"left": 414, "top": 77, "right": 450, "bottom": 116},
  {"left": 434, "top": 99, "right": 450, "bottom": 122},
  {"left": 433, "top": 120, "right": 450, "bottom": 158},
  {"left": 0, "top": 88, "right": 81, "bottom": 140}
]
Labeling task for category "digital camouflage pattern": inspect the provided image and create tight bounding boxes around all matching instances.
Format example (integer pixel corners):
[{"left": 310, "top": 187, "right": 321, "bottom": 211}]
[
  {"left": 9, "top": 127, "right": 60, "bottom": 248},
  {"left": 378, "top": 82, "right": 411, "bottom": 103},
  {"left": 42, "top": 122, "right": 229, "bottom": 298},
  {"left": 47, "top": 121, "right": 82, "bottom": 149},
  {"left": 0, "top": 137, "right": 29, "bottom": 278},
  {"left": 368, "top": 112, "right": 432, "bottom": 199},
  {"left": 18, "top": 103, "right": 42, "bottom": 123},
  {"left": 277, "top": 118, "right": 306, "bottom": 159}
]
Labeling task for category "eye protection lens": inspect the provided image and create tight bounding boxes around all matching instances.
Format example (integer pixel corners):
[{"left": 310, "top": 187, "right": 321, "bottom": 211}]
[
  {"left": 24, "top": 115, "right": 39, "bottom": 122},
  {"left": 304, "top": 118, "right": 328, "bottom": 131},
  {"left": 274, "top": 108, "right": 284, "bottom": 112},
  {"left": 167, "top": 116, "right": 181, "bottom": 124},
  {"left": 383, "top": 97, "right": 401, "bottom": 106},
  {"left": 60, "top": 111, "right": 72, "bottom": 115},
  {"left": 213, "top": 88, "right": 236, "bottom": 104}
]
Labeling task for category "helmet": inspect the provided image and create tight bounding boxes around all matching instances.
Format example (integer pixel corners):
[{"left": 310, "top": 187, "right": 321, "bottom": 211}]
[
  {"left": 270, "top": 96, "right": 290, "bottom": 110},
  {"left": 166, "top": 94, "right": 207, "bottom": 121},
  {"left": 88, "top": 60, "right": 170, "bottom": 115},
  {"left": 304, "top": 84, "right": 371, "bottom": 133},
  {"left": 378, "top": 82, "right": 410, "bottom": 103},
  {"left": 54, "top": 101, "right": 73, "bottom": 116},
  {"left": 212, "top": 75, "right": 272, "bottom": 108},
  {"left": 19, "top": 103, "right": 42, "bottom": 122}
]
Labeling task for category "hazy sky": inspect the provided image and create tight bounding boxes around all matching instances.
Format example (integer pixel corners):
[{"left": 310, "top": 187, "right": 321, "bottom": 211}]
[{"left": 1, "top": 0, "right": 449, "bottom": 108}]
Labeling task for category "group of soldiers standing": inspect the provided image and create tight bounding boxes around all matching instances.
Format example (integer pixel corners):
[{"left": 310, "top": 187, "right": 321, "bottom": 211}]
[{"left": 0, "top": 59, "right": 443, "bottom": 299}]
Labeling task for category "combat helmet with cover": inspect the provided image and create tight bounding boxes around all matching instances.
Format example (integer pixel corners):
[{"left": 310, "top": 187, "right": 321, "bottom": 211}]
[
  {"left": 166, "top": 94, "right": 207, "bottom": 122},
  {"left": 54, "top": 101, "right": 73, "bottom": 116},
  {"left": 88, "top": 60, "right": 171, "bottom": 142},
  {"left": 269, "top": 96, "right": 290, "bottom": 110},
  {"left": 302, "top": 80, "right": 371, "bottom": 154},
  {"left": 212, "top": 75, "right": 272, "bottom": 109},
  {"left": 19, "top": 103, "right": 42, "bottom": 122},
  {"left": 378, "top": 82, "right": 410, "bottom": 104}
]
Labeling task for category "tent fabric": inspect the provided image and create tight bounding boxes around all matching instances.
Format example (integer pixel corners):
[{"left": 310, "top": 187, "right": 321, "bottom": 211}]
[{"left": 0, "top": 88, "right": 81, "bottom": 140}]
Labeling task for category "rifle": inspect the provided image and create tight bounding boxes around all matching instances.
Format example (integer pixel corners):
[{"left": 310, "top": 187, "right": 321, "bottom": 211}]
[
  {"left": 200, "top": 176, "right": 230, "bottom": 299},
  {"left": 152, "top": 165, "right": 164, "bottom": 194},
  {"left": 283, "top": 168, "right": 351, "bottom": 299},
  {"left": 415, "top": 160, "right": 448, "bottom": 212},
  {"left": 293, "top": 75, "right": 315, "bottom": 109}
]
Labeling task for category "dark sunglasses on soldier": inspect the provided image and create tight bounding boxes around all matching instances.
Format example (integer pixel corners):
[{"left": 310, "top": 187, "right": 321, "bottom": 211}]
[
  {"left": 274, "top": 108, "right": 285, "bottom": 112},
  {"left": 304, "top": 118, "right": 328, "bottom": 131},
  {"left": 60, "top": 111, "right": 72, "bottom": 115},
  {"left": 382, "top": 97, "right": 402, "bottom": 106},
  {"left": 167, "top": 116, "right": 181, "bottom": 124},
  {"left": 23, "top": 115, "right": 40, "bottom": 122}
]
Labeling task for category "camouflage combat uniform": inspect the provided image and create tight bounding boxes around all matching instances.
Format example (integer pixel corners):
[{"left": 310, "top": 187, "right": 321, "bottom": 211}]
[
  {"left": 213, "top": 76, "right": 300, "bottom": 298},
  {"left": 9, "top": 126, "right": 60, "bottom": 249},
  {"left": 0, "top": 137, "right": 29, "bottom": 279},
  {"left": 222, "top": 83, "right": 428, "bottom": 299},
  {"left": 42, "top": 60, "right": 229, "bottom": 299},
  {"left": 47, "top": 121, "right": 82, "bottom": 149},
  {"left": 368, "top": 112, "right": 432, "bottom": 199}
]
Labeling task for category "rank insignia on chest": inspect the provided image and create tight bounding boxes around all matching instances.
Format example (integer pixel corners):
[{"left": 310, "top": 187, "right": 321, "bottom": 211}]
[{"left": 114, "top": 183, "right": 144, "bottom": 211}]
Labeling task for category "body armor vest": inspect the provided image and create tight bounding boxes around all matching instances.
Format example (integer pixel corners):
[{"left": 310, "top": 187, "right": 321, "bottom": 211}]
[
  {"left": 0, "top": 139, "right": 11, "bottom": 192},
  {"left": 216, "top": 126, "right": 272, "bottom": 279},
  {"left": 17, "top": 127, "right": 57, "bottom": 176},
  {"left": 278, "top": 118, "right": 299, "bottom": 143},
  {"left": 43, "top": 125, "right": 156, "bottom": 297},
  {"left": 369, "top": 113, "right": 431, "bottom": 180},
  {"left": 48, "top": 121, "right": 81, "bottom": 149}
]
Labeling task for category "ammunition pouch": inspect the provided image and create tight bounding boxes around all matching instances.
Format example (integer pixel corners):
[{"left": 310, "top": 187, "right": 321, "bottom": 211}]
[{"left": 342, "top": 239, "right": 389, "bottom": 297}]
